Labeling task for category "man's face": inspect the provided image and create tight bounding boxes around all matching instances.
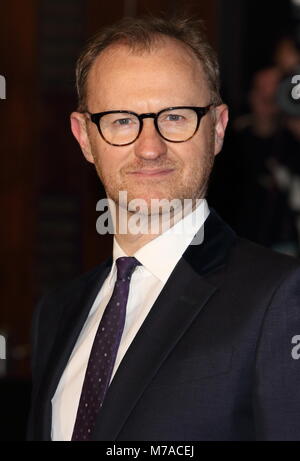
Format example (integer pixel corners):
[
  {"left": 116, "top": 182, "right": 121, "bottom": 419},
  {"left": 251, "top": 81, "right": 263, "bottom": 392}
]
[{"left": 71, "top": 38, "right": 228, "bottom": 211}]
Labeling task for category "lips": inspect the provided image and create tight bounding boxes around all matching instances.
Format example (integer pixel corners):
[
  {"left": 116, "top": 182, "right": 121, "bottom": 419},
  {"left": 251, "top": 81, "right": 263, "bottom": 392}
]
[{"left": 129, "top": 169, "right": 175, "bottom": 177}]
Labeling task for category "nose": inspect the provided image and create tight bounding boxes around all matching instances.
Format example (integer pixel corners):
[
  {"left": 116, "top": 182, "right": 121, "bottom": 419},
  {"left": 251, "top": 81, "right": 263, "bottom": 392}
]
[{"left": 133, "top": 118, "right": 167, "bottom": 160}]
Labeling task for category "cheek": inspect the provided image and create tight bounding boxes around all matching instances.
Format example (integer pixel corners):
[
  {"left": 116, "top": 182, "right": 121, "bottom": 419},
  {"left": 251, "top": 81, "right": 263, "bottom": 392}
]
[
  {"left": 179, "top": 134, "right": 215, "bottom": 182},
  {"left": 180, "top": 140, "right": 210, "bottom": 170},
  {"left": 90, "top": 139, "right": 129, "bottom": 181},
  {"left": 89, "top": 134, "right": 110, "bottom": 166}
]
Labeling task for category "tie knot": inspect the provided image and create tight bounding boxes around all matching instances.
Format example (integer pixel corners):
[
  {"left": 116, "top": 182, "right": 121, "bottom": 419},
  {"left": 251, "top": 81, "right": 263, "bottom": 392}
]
[{"left": 115, "top": 257, "right": 141, "bottom": 281}]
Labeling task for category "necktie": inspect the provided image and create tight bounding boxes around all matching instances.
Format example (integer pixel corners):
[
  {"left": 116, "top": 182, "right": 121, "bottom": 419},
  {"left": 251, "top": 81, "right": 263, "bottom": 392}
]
[{"left": 71, "top": 256, "right": 141, "bottom": 441}]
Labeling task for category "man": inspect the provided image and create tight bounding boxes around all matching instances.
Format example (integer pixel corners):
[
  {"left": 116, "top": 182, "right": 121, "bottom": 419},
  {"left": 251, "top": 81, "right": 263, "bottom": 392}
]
[{"left": 28, "top": 16, "right": 300, "bottom": 441}]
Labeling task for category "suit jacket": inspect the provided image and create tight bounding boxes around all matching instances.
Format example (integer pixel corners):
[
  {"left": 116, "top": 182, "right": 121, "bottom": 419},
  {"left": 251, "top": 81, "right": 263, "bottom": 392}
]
[{"left": 28, "top": 209, "right": 300, "bottom": 441}]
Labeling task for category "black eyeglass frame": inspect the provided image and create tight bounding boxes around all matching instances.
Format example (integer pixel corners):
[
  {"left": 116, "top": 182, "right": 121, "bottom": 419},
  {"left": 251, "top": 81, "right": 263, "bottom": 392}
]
[{"left": 85, "top": 104, "right": 214, "bottom": 146}]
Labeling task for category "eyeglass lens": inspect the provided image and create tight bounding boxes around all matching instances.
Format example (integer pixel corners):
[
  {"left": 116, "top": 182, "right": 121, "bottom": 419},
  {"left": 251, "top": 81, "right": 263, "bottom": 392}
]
[{"left": 99, "top": 108, "right": 199, "bottom": 145}]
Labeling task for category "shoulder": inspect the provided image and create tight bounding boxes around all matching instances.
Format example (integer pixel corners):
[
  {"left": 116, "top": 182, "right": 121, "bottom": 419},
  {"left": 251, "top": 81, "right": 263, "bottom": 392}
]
[
  {"left": 30, "top": 258, "right": 112, "bottom": 377},
  {"left": 40, "top": 260, "right": 110, "bottom": 306},
  {"left": 31, "top": 258, "right": 111, "bottom": 344},
  {"left": 232, "top": 237, "right": 300, "bottom": 274},
  {"left": 224, "top": 237, "right": 300, "bottom": 301}
]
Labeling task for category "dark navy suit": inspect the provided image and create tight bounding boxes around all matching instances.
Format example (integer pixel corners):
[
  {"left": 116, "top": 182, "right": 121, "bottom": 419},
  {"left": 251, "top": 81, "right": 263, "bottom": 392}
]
[{"left": 28, "top": 210, "right": 300, "bottom": 440}]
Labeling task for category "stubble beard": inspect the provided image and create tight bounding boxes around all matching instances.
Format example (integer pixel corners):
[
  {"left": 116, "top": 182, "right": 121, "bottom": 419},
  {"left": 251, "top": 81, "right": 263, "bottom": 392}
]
[{"left": 91, "top": 130, "right": 215, "bottom": 218}]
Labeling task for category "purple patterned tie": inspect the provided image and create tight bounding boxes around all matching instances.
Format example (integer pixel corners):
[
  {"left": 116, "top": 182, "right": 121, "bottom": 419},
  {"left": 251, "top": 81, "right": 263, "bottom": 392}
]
[{"left": 71, "top": 256, "right": 141, "bottom": 441}]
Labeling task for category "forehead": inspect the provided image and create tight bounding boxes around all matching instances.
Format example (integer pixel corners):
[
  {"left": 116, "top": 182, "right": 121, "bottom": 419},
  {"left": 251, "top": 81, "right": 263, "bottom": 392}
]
[{"left": 86, "top": 37, "right": 210, "bottom": 111}]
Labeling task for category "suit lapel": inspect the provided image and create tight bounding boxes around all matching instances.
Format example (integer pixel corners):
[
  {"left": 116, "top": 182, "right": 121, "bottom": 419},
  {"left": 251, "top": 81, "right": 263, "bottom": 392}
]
[{"left": 92, "top": 209, "right": 237, "bottom": 440}]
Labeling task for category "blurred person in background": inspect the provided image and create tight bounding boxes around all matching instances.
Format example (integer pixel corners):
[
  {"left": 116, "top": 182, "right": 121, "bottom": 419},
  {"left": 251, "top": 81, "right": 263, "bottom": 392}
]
[{"left": 212, "top": 36, "right": 300, "bottom": 256}]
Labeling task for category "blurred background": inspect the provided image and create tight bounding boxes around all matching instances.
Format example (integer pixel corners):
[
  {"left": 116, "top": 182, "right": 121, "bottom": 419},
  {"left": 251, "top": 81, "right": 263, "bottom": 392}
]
[{"left": 0, "top": 0, "right": 299, "bottom": 440}]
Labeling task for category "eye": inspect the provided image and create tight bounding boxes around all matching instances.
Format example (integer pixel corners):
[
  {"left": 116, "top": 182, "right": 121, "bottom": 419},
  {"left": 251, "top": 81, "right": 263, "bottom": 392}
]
[
  {"left": 159, "top": 110, "right": 189, "bottom": 124},
  {"left": 165, "top": 114, "right": 184, "bottom": 122},
  {"left": 114, "top": 118, "right": 132, "bottom": 126}
]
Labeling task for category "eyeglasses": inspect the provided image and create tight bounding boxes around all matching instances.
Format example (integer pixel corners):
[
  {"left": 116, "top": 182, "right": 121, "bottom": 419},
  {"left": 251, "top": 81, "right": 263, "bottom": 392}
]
[{"left": 85, "top": 105, "right": 214, "bottom": 146}]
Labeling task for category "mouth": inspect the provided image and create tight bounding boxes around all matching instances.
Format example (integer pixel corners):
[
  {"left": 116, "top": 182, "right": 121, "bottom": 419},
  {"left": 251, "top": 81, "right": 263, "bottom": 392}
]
[{"left": 128, "top": 169, "right": 175, "bottom": 177}]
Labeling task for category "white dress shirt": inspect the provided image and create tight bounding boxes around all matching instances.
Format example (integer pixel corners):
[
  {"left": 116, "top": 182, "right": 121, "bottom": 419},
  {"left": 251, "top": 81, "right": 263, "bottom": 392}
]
[{"left": 51, "top": 199, "right": 209, "bottom": 440}]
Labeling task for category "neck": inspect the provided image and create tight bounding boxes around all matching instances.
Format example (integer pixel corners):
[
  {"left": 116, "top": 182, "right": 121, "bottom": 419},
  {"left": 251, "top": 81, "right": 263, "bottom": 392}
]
[
  {"left": 111, "top": 199, "right": 199, "bottom": 256},
  {"left": 115, "top": 232, "right": 158, "bottom": 256}
]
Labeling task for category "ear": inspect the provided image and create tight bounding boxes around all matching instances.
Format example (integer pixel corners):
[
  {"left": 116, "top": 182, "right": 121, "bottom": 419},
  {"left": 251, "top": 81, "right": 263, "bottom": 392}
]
[
  {"left": 213, "top": 104, "right": 229, "bottom": 156},
  {"left": 70, "top": 112, "right": 95, "bottom": 164}
]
